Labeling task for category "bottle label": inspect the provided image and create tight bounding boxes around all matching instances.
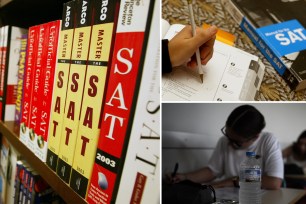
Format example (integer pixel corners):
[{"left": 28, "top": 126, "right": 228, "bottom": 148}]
[{"left": 244, "top": 169, "right": 261, "bottom": 182}]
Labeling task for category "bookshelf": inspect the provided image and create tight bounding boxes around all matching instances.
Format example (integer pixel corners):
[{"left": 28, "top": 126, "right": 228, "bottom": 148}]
[
  {"left": 0, "top": 1, "right": 86, "bottom": 203},
  {"left": 0, "top": 1, "right": 160, "bottom": 203},
  {"left": 0, "top": 121, "right": 87, "bottom": 204}
]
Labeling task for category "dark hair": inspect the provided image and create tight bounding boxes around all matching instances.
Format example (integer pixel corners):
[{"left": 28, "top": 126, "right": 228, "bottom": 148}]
[
  {"left": 297, "top": 130, "right": 306, "bottom": 143},
  {"left": 226, "top": 105, "right": 266, "bottom": 139},
  {"left": 292, "top": 130, "right": 306, "bottom": 157}
]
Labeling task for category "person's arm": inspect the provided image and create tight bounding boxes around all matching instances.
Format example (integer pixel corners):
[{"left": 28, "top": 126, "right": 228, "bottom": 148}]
[
  {"left": 282, "top": 145, "right": 292, "bottom": 159},
  {"left": 162, "top": 25, "right": 217, "bottom": 74},
  {"left": 262, "top": 175, "right": 282, "bottom": 190},
  {"left": 171, "top": 167, "right": 216, "bottom": 184},
  {"left": 211, "top": 175, "right": 283, "bottom": 189},
  {"left": 211, "top": 177, "right": 237, "bottom": 188},
  {"left": 261, "top": 133, "right": 284, "bottom": 189}
]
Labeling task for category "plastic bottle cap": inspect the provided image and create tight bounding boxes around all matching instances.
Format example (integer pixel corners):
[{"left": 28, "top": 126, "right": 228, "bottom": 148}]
[{"left": 246, "top": 151, "right": 256, "bottom": 157}]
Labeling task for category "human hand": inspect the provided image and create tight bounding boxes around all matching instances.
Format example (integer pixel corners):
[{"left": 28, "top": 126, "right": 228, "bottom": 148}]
[
  {"left": 211, "top": 177, "right": 236, "bottom": 189},
  {"left": 165, "top": 172, "right": 187, "bottom": 184},
  {"left": 168, "top": 25, "right": 218, "bottom": 68}
]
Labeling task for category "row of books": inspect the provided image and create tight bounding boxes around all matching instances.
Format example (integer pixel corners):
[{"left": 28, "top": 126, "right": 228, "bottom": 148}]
[
  {"left": 9, "top": 0, "right": 160, "bottom": 203},
  {"left": 0, "top": 137, "right": 65, "bottom": 204},
  {"left": 14, "top": 160, "right": 65, "bottom": 204},
  {"left": 0, "top": 25, "right": 27, "bottom": 122}
]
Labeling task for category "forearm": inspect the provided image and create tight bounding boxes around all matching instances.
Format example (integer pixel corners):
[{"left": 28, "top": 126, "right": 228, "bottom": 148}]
[
  {"left": 282, "top": 146, "right": 292, "bottom": 158},
  {"left": 261, "top": 175, "right": 282, "bottom": 190},
  {"left": 213, "top": 175, "right": 282, "bottom": 189},
  {"left": 211, "top": 177, "right": 236, "bottom": 188},
  {"left": 184, "top": 167, "right": 216, "bottom": 184}
]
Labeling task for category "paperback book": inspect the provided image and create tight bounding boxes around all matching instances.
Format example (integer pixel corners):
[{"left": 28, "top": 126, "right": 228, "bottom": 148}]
[
  {"left": 46, "top": 0, "right": 76, "bottom": 171},
  {"left": 34, "top": 20, "right": 61, "bottom": 162},
  {"left": 27, "top": 23, "right": 49, "bottom": 156},
  {"left": 222, "top": 0, "right": 306, "bottom": 90},
  {"left": 15, "top": 34, "right": 28, "bottom": 125},
  {"left": 115, "top": 0, "right": 160, "bottom": 203},
  {"left": 69, "top": 0, "right": 120, "bottom": 199},
  {"left": 56, "top": 0, "right": 94, "bottom": 184},
  {"left": 19, "top": 25, "right": 39, "bottom": 150},
  {"left": 0, "top": 26, "right": 27, "bottom": 121},
  {"left": 86, "top": 0, "right": 155, "bottom": 203},
  {"left": 5, "top": 146, "right": 19, "bottom": 204}
]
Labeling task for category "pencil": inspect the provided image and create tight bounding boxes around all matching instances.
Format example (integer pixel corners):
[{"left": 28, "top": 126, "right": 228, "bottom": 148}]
[
  {"left": 172, "top": 162, "right": 179, "bottom": 177},
  {"left": 187, "top": 0, "right": 204, "bottom": 83}
]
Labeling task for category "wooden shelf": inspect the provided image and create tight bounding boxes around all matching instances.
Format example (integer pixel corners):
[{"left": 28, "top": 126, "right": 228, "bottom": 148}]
[{"left": 0, "top": 121, "right": 87, "bottom": 204}]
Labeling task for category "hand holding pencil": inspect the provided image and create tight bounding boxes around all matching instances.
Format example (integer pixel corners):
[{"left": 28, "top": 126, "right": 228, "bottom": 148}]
[{"left": 167, "top": 3, "right": 217, "bottom": 82}]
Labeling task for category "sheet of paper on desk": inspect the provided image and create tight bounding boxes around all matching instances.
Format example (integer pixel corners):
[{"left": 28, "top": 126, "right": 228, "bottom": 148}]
[{"left": 162, "top": 24, "right": 265, "bottom": 101}]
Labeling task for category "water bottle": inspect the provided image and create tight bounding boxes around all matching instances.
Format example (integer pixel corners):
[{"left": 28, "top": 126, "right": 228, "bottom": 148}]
[{"left": 239, "top": 151, "right": 261, "bottom": 204}]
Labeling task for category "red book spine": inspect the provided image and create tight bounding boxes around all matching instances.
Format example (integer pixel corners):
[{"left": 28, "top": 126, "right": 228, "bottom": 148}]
[
  {"left": 0, "top": 28, "right": 3, "bottom": 118},
  {"left": 19, "top": 26, "right": 39, "bottom": 147},
  {"left": 116, "top": 1, "right": 160, "bottom": 202},
  {"left": 35, "top": 20, "right": 61, "bottom": 162},
  {"left": 28, "top": 23, "right": 49, "bottom": 153},
  {"left": 0, "top": 26, "right": 8, "bottom": 120},
  {"left": 87, "top": 1, "right": 154, "bottom": 203}
]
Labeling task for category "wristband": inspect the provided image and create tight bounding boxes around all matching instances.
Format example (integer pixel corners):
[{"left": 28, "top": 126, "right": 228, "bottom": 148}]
[{"left": 232, "top": 176, "right": 239, "bottom": 188}]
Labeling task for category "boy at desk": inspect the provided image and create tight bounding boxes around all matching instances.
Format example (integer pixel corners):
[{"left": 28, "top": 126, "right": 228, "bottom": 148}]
[{"left": 169, "top": 105, "right": 284, "bottom": 190}]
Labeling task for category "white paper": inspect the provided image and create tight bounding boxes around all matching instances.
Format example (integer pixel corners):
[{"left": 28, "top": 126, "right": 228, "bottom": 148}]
[{"left": 162, "top": 21, "right": 265, "bottom": 101}]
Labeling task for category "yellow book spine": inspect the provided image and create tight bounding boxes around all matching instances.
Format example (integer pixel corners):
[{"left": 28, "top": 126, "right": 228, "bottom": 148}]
[
  {"left": 70, "top": 21, "right": 115, "bottom": 198},
  {"left": 46, "top": 0, "right": 76, "bottom": 171},
  {"left": 47, "top": 29, "right": 74, "bottom": 170},
  {"left": 56, "top": 0, "right": 94, "bottom": 184}
]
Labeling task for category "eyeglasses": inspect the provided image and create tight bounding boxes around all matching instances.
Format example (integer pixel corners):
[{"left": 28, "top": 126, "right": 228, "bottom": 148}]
[
  {"left": 221, "top": 126, "right": 243, "bottom": 148},
  {"left": 221, "top": 126, "right": 256, "bottom": 149}
]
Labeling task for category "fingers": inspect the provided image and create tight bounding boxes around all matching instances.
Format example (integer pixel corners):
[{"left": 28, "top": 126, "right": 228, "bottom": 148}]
[
  {"left": 168, "top": 24, "right": 217, "bottom": 68},
  {"left": 165, "top": 173, "right": 185, "bottom": 184},
  {"left": 172, "top": 176, "right": 181, "bottom": 183},
  {"left": 187, "top": 55, "right": 198, "bottom": 69},
  {"left": 188, "top": 26, "right": 217, "bottom": 67},
  {"left": 193, "top": 25, "right": 218, "bottom": 47},
  {"left": 200, "top": 35, "right": 216, "bottom": 65},
  {"left": 165, "top": 173, "right": 177, "bottom": 183}
]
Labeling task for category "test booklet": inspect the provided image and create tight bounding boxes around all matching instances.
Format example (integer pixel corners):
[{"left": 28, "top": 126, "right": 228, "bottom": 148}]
[{"left": 161, "top": 20, "right": 265, "bottom": 101}]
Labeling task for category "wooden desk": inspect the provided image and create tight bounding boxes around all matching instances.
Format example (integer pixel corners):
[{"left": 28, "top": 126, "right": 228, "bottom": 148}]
[{"left": 215, "top": 187, "right": 305, "bottom": 204}]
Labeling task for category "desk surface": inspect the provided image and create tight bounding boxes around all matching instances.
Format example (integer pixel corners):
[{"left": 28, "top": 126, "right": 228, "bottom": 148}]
[
  {"left": 285, "top": 174, "right": 306, "bottom": 179},
  {"left": 162, "top": 0, "right": 306, "bottom": 101},
  {"left": 214, "top": 187, "right": 305, "bottom": 204},
  {"left": 262, "top": 188, "right": 305, "bottom": 204}
]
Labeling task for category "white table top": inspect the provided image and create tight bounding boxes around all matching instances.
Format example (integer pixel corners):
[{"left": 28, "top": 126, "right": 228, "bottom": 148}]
[{"left": 214, "top": 187, "right": 305, "bottom": 204}]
